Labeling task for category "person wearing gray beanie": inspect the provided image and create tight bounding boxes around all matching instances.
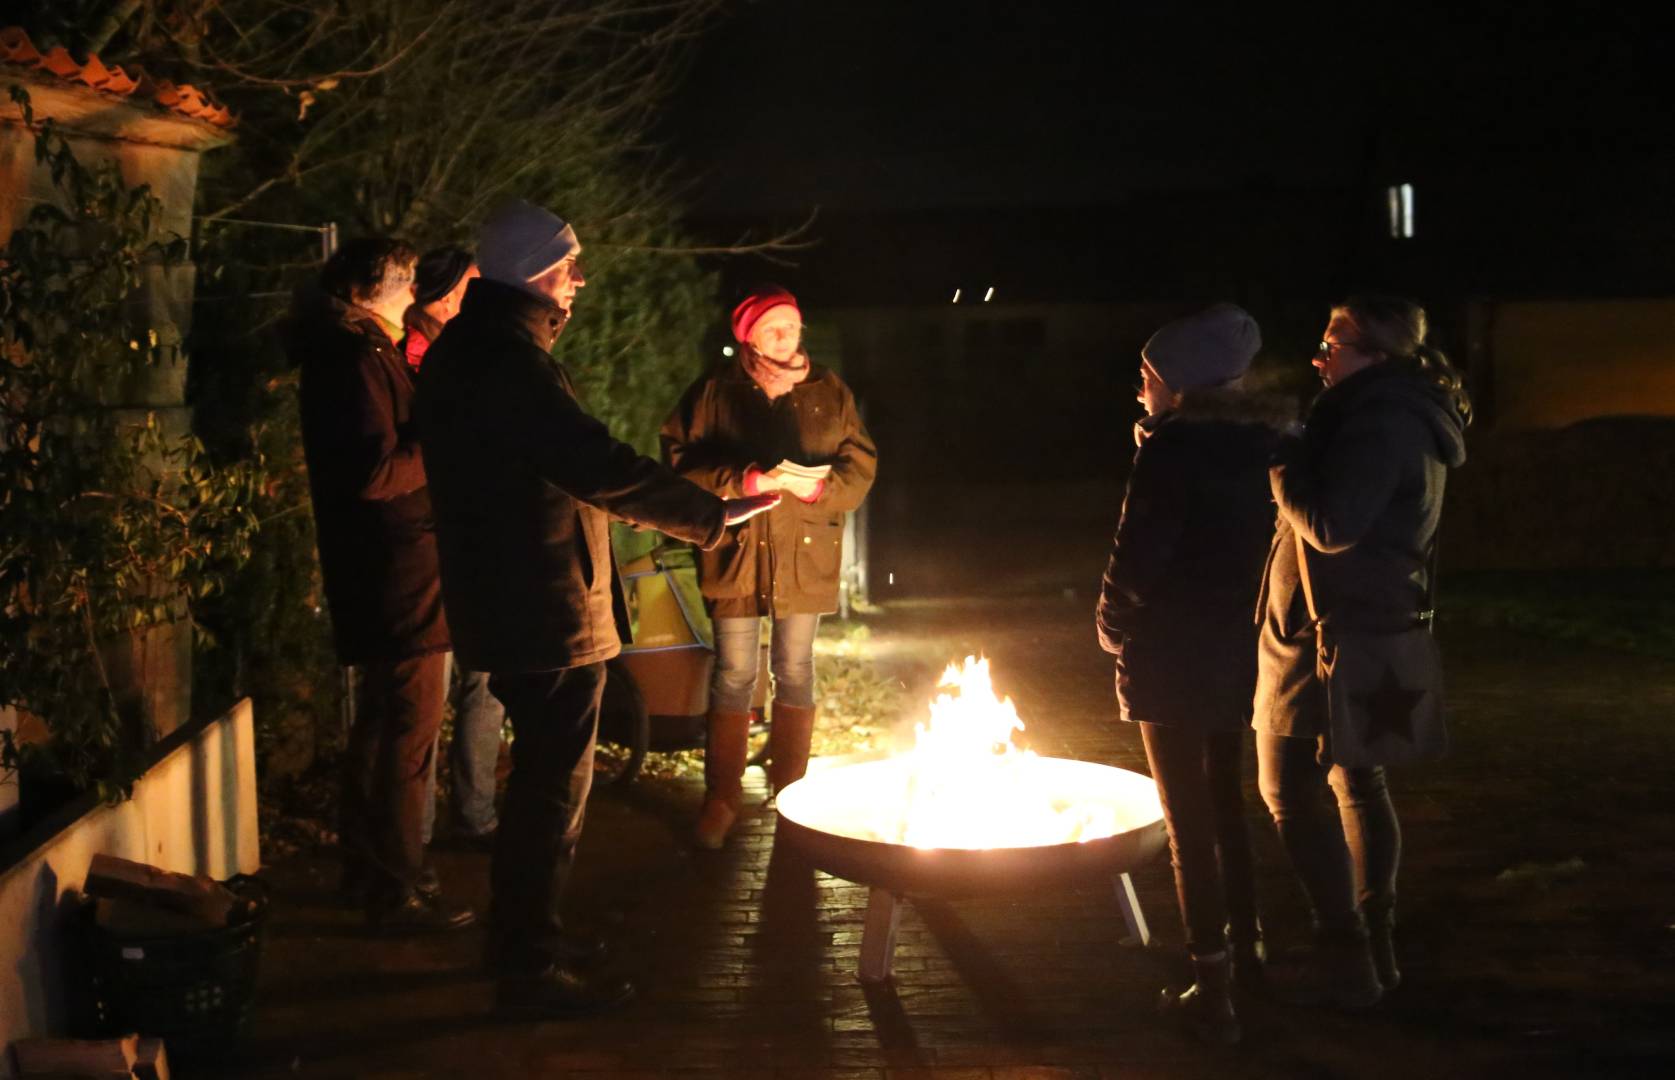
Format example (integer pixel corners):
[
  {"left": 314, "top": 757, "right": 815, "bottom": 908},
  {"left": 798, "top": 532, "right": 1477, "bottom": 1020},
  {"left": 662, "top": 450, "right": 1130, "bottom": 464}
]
[
  {"left": 476, "top": 199, "right": 582, "bottom": 292},
  {"left": 414, "top": 198, "right": 780, "bottom": 1019},
  {"left": 1097, "top": 302, "right": 1293, "bottom": 1045},
  {"left": 1141, "top": 302, "right": 1263, "bottom": 395}
]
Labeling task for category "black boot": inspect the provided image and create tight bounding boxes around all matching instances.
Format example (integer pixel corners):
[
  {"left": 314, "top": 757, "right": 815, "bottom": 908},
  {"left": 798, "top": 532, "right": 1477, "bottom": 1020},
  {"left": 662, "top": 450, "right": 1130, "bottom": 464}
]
[
  {"left": 1365, "top": 903, "right": 1401, "bottom": 992},
  {"left": 1158, "top": 950, "right": 1241, "bottom": 1045},
  {"left": 1272, "top": 926, "right": 1382, "bottom": 1010},
  {"left": 496, "top": 964, "right": 636, "bottom": 1018},
  {"left": 367, "top": 889, "right": 476, "bottom": 935},
  {"left": 1229, "top": 928, "right": 1267, "bottom": 993}
]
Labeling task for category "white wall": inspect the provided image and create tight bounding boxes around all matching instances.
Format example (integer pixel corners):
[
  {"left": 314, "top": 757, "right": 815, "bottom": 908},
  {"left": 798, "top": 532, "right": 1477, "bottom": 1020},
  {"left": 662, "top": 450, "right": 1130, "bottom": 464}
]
[{"left": 0, "top": 700, "right": 259, "bottom": 1075}]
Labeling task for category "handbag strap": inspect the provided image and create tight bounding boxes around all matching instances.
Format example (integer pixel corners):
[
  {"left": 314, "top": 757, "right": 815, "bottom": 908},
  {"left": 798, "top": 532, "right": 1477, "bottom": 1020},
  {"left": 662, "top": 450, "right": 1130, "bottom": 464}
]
[{"left": 1292, "top": 528, "right": 1322, "bottom": 628}]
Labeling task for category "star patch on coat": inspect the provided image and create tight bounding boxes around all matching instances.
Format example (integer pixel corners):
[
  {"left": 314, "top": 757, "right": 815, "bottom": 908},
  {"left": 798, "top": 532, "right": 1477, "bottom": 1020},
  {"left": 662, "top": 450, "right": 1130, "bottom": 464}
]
[{"left": 1353, "top": 665, "right": 1428, "bottom": 744}]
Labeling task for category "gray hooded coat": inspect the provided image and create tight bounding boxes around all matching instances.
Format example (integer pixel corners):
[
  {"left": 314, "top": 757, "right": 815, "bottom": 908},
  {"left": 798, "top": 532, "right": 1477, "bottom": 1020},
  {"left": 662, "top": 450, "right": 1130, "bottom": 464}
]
[{"left": 1253, "top": 361, "right": 1469, "bottom": 739}]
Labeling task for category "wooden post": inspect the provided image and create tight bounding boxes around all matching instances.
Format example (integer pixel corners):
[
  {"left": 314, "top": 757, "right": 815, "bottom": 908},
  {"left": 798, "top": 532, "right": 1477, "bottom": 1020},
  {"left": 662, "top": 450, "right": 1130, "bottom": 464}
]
[
  {"left": 1113, "top": 872, "right": 1150, "bottom": 946},
  {"left": 857, "top": 887, "right": 902, "bottom": 984}
]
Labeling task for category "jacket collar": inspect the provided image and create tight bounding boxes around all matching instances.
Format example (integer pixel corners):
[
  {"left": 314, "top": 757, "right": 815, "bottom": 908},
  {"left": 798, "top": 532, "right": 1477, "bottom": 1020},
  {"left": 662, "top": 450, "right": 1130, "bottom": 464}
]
[{"left": 458, "top": 277, "right": 570, "bottom": 352}]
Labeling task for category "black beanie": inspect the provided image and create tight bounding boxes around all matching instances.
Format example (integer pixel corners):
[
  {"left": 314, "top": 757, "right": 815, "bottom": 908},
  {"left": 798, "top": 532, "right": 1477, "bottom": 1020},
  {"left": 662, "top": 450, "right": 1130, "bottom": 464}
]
[{"left": 414, "top": 245, "right": 474, "bottom": 306}]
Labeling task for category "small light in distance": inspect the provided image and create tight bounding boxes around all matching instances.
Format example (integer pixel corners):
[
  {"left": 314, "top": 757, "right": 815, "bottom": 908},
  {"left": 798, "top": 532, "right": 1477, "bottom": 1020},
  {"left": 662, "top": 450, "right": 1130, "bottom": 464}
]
[
  {"left": 888, "top": 572, "right": 895, "bottom": 586},
  {"left": 722, "top": 345, "right": 735, "bottom": 357},
  {"left": 952, "top": 288, "right": 961, "bottom": 303},
  {"left": 983, "top": 286, "right": 995, "bottom": 302}
]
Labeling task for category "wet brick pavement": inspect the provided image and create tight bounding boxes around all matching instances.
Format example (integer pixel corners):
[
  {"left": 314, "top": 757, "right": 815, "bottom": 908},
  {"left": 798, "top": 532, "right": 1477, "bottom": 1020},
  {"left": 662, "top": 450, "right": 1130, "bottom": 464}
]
[{"left": 225, "top": 592, "right": 1675, "bottom": 1079}]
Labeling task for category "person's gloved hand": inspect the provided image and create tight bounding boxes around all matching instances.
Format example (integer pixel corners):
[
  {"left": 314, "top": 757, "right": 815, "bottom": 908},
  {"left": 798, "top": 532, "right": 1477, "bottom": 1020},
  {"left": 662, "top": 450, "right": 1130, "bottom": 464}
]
[{"left": 723, "top": 492, "right": 781, "bottom": 525}]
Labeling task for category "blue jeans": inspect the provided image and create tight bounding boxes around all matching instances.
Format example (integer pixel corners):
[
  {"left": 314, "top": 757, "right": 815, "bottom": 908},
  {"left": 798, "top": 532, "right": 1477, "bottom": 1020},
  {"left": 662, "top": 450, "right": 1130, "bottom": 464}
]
[
  {"left": 421, "top": 654, "right": 505, "bottom": 843},
  {"left": 711, "top": 614, "right": 820, "bottom": 713}
]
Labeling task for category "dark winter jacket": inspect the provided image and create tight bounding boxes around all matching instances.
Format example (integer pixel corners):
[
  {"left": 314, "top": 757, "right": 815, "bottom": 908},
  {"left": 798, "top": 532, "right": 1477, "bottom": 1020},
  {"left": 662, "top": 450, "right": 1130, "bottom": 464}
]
[
  {"left": 413, "top": 278, "right": 727, "bottom": 674},
  {"left": 660, "top": 358, "right": 877, "bottom": 617},
  {"left": 287, "top": 286, "right": 449, "bottom": 665},
  {"left": 1253, "top": 361, "right": 1469, "bottom": 738},
  {"left": 1096, "top": 388, "right": 1291, "bottom": 730}
]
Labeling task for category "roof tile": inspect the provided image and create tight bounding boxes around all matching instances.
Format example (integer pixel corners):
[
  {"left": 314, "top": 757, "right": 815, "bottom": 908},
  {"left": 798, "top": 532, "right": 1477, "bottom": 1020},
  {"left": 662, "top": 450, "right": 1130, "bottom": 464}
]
[{"left": 0, "top": 25, "right": 235, "bottom": 129}]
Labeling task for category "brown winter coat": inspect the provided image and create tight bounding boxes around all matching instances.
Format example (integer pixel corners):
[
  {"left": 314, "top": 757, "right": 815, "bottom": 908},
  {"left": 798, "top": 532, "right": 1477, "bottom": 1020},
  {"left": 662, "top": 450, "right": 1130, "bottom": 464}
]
[
  {"left": 287, "top": 286, "right": 450, "bottom": 665},
  {"left": 414, "top": 278, "right": 728, "bottom": 673},
  {"left": 660, "top": 358, "right": 877, "bottom": 617}
]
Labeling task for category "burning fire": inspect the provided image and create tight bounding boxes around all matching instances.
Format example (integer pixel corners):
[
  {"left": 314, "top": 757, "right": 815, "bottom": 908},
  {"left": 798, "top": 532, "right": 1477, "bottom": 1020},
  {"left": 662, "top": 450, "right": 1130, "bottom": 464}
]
[{"left": 892, "top": 656, "right": 1120, "bottom": 849}]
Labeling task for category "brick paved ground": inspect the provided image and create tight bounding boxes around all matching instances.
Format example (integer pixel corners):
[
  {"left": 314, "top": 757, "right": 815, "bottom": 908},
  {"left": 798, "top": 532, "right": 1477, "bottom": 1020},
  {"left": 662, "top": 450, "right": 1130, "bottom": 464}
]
[{"left": 223, "top": 588, "right": 1675, "bottom": 1080}]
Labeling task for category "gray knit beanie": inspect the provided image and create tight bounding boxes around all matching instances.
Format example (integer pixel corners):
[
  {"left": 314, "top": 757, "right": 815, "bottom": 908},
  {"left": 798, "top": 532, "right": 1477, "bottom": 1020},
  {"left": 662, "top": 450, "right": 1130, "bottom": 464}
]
[
  {"left": 477, "top": 199, "right": 580, "bottom": 284},
  {"left": 1141, "top": 303, "right": 1262, "bottom": 392}
]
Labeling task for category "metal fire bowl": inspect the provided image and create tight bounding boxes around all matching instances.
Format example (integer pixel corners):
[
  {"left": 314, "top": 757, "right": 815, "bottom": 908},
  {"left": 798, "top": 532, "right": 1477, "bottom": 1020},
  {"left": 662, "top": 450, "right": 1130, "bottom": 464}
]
[{"left": 775, "top": 756, "right": 1167, "bottom": 899}]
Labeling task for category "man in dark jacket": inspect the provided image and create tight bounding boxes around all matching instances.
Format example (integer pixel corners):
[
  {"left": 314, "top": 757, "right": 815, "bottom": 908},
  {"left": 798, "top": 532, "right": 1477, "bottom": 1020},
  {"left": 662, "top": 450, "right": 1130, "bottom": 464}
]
[
  {"left": 415, "top": 200, "right": 776, "bottom": 1017},
  {"left": 287, "top": 238, "right": 474, "bottom": 934}
]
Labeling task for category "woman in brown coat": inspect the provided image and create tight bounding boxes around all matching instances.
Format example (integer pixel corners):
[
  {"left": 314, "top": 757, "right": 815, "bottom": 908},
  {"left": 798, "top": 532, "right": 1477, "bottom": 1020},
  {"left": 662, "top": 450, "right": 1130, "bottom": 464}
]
[{"left": 661, "top": 286, "right": 878, "bottom": 848}]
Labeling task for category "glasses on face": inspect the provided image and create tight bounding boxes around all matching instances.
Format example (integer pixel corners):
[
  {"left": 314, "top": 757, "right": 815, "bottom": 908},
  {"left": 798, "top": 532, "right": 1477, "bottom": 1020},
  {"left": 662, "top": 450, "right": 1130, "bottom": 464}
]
[{"left": 1317, "top": 339, "right": 1365, "bottom": 356}]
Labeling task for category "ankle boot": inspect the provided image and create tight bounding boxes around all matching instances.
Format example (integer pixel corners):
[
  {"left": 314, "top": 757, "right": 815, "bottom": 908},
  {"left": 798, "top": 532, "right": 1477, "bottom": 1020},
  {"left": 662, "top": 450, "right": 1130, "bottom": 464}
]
[
  {"left": 1228, "top": 922, "right": 1267, "bottom": 993},
  {"left": 1365, "top": 903, "right": 1401, "bottom": 992},
  {"left": 1275, "top": 926, "right": 1383, "bottom": 1010},
  {"left": 766, "top": 701, "right": 816, "bottom": 793},
  {"left": 1158, "top": 950, "right": 1241, "bottom": 1045},
  {"left": 695, "top": 708, "right": 752, "bottom": 850}
]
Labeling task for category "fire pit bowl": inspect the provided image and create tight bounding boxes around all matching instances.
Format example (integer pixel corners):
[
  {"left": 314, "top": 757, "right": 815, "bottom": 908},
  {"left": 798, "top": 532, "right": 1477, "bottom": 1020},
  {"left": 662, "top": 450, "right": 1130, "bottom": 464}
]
[
  {"left": 776, "top": 756, "right": 1166, "bottom": 897},
  {"left": 775, "top": 754, "right": 1169, "bottom": 982}
]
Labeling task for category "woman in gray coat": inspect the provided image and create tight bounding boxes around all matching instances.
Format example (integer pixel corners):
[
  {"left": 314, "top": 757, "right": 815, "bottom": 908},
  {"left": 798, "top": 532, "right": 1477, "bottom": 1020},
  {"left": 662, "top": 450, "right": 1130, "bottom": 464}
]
[{"left": 1253, "top": 295, "right": 1470, "bottom": 1007}]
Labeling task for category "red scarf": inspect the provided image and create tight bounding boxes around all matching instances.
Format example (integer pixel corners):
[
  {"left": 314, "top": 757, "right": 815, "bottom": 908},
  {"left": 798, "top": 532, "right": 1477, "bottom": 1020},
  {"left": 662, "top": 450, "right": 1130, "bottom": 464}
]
[{"left": 741, "top": 345, "right": 810, "bottom": 400}]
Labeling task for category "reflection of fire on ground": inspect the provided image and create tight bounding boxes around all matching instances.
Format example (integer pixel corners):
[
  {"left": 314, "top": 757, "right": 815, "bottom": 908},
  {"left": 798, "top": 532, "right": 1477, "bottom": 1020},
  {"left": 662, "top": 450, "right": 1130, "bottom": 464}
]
[{"left": 791, "top": 656, "right": 1157, "bottom": 850}]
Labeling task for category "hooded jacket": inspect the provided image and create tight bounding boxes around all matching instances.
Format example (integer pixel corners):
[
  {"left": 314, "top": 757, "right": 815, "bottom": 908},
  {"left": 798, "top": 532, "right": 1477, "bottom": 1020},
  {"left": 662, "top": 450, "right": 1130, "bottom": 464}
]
[
  {"left": 1253, "top": 361, "right": 1470, "bottom": 738},
  {"left": 414, "top": 278, "right": 727, "bottom": 673},
  {"left": 1096, "top": 387, "right": 1292, "bottom": 730},
  {"left": 285, "top": 286, "right": 449, "bottom": 664}
]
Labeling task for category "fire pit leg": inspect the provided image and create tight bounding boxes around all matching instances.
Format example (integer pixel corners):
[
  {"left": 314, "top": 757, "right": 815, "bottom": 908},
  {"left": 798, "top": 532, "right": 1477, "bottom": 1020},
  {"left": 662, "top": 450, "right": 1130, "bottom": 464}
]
[
  {"left": 1113, "top": 872, "right": 1151, "bottom": 947},
  {"left": 858, "top": 887, "right": 903, "bottom": 983}
]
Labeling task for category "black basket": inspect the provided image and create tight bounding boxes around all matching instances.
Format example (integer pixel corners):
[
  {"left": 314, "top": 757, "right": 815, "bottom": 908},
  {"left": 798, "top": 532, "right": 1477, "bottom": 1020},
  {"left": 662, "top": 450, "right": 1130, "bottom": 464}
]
[{"left": 79, "top": 874, "right": 269, "bottom": 1062}]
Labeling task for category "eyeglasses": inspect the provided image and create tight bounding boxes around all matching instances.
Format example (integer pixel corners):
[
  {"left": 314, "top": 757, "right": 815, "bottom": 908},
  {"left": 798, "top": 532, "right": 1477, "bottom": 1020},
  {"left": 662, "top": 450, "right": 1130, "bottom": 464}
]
[{"left": 1316, "top": 339, "right": 1365, "bottom": 356}]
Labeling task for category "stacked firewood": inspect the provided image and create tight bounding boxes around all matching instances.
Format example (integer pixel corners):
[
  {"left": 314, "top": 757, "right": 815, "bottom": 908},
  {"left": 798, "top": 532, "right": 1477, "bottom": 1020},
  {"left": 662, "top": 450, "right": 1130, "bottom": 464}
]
[{"left": 82, "top": 854, "right": 258, "bottom": 933}]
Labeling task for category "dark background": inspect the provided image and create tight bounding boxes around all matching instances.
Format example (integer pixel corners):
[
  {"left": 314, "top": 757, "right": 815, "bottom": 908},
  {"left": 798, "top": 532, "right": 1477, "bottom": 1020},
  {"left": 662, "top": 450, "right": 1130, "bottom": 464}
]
[
  {"left": 657, "top": 2, "right": 1675, "bottom": 592},
  {"left": 662, "top": 1, "right": 1675, "bottom": 305}
]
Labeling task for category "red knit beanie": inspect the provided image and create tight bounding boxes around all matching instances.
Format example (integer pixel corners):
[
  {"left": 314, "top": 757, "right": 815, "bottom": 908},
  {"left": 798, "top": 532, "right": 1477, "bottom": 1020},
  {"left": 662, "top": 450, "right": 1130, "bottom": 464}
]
[{"left": 731, "top": 286, "right": 800, "bottom": 344}]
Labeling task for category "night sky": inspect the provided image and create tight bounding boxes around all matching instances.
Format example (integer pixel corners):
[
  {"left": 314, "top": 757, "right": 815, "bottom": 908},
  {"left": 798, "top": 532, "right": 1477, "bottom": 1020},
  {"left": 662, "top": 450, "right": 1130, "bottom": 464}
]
[{"left": 666, "top": 2, "right": 1669, "bottom": 216}]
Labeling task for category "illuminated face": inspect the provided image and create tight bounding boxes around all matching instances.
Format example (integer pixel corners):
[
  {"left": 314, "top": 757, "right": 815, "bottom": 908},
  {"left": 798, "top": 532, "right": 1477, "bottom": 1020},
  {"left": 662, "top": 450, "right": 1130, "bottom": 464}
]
[
  {"left": 749, "top": 305, "right": 803, "bottom": 363},
  {"left": 1314, "top": 312, "right": 1379, "bottom": 387},
  {"left": 1137, "top": 359, "right": 1178, "bottom": 417},
  {"left": 531, "top": 252, "right": 587, "bottom": 312}
]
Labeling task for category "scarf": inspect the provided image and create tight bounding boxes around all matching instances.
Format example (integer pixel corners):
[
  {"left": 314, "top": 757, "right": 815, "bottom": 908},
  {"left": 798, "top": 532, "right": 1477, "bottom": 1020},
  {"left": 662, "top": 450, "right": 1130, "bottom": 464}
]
[{"left": 741, "top": 344, "right": 810, "bottom": 401}]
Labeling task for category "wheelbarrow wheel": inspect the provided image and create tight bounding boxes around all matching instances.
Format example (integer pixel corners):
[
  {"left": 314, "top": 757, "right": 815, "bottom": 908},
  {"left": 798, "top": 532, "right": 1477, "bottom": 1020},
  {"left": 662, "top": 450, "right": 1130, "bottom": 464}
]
[{"left": 596, "top": 658, "right": 650, "bottom": 788}]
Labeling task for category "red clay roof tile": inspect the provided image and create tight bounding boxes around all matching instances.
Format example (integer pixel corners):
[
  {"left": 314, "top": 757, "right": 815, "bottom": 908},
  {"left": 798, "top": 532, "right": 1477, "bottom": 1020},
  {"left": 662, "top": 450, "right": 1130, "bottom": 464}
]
[{"left": 0, "top": 25, "right": 235, "bottom": 129}]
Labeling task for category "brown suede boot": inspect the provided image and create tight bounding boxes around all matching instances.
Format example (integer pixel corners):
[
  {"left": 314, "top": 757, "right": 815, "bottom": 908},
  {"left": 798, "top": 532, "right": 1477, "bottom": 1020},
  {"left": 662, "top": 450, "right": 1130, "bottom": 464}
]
[
  {"left": 694, "top": 709, "right": 751, "bottom": 850},
  {"left": 766, "top": 701, "right": 816, "bottom": 794}
]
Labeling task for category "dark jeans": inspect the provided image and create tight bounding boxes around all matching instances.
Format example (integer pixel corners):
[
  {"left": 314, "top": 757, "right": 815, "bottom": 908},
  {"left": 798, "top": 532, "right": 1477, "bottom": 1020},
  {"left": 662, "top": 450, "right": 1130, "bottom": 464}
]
[
  {"left": 1256, "top": 731, "right": 1401, "bottom": 935},
  {"left": 341, "top": 652, "right": 448, "bottom": 897},
  {"left": 487, "top": 663, "right": 606, "bottom": 971},
  {"left": 1139, "top": 723, "right": 1260, "bottom": 958}
]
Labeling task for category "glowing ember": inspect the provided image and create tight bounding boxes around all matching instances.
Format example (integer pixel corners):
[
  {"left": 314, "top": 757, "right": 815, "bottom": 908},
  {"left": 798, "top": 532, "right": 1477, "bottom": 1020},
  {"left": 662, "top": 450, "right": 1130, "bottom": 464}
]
[{"left": 780, "top": 656, "right": 1161, "bottom": 851}]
